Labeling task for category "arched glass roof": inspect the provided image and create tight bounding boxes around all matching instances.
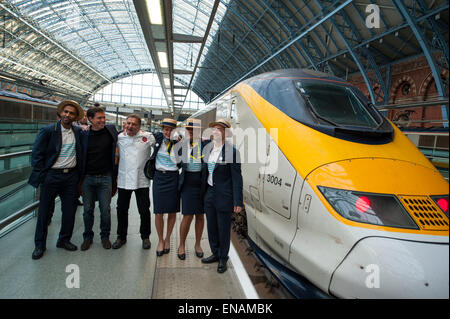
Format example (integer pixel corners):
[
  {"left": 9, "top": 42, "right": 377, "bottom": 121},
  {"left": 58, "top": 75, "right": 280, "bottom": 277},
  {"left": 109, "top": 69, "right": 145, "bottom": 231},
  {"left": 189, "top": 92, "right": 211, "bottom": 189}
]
[
  {"left": 172, "top": 0, "right": 230, "bottom": 86},
  {"left": 8, "top": 0, "right": 153, "bottom": 79},
  {"left": 91, "top": 72, "right": 205, "bottom": 111},
  {"left": 0, "top": 0, "right": 448, "bottom": 118}
]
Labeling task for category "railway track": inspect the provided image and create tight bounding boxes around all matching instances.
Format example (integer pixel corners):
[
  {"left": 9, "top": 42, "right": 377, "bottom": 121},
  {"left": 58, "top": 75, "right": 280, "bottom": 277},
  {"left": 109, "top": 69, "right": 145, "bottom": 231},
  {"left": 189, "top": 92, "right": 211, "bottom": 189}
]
[{"left": 231, "top": 211, "right": 294, "bottom": 299}]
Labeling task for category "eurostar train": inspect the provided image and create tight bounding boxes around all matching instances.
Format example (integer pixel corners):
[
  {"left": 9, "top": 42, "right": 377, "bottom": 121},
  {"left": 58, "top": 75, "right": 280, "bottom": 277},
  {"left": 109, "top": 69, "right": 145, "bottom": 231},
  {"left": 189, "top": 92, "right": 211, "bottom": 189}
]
[{"left": 191, "top": 69, "right": 449, "bottom": 298}]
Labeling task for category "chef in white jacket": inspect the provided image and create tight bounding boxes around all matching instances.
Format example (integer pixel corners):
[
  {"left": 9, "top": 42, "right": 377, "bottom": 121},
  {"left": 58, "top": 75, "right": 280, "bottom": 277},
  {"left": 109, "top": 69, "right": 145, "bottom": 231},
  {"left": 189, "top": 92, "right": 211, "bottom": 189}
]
[{"left": 112, "top": 114, "right": 155, "bottom": 250}]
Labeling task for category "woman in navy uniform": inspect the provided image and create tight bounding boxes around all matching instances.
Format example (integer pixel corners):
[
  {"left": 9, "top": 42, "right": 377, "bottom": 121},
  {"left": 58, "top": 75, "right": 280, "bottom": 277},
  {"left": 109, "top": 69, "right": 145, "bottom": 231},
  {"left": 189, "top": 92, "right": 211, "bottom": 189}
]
[
  {"left": 201, "top": 119, "right": 243, "bottom": 273},
  {"left": 176, "top": 119, "right": 206, "bottom": 260},
  {"left": 149, "top": 118, "right": 180, "bottom": 256}
]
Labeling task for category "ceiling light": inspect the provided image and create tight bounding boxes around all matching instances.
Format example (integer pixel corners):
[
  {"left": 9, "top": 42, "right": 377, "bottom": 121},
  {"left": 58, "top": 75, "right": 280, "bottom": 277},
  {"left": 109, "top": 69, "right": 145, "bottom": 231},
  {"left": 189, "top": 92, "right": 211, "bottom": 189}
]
[
  {"left": 158, "top": 51, "right": 168, "bottom": 68},
  {"left": 146, "top": 0, "right": 163, "bottom": 25}
]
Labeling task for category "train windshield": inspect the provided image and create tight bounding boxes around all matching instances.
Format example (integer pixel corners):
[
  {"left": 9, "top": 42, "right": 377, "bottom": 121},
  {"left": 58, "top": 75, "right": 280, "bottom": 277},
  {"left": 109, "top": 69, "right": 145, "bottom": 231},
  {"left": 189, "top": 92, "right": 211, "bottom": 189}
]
[{"left": 295, "top": 81, "right": 380, "bottom": 128}]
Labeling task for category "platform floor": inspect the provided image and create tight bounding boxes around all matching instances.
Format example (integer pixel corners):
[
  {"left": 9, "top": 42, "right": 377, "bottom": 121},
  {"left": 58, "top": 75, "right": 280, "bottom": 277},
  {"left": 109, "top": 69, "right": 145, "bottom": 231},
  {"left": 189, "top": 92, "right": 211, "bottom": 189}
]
[{"left": 0, "top": 191, "right": 247, "bottom": 299}]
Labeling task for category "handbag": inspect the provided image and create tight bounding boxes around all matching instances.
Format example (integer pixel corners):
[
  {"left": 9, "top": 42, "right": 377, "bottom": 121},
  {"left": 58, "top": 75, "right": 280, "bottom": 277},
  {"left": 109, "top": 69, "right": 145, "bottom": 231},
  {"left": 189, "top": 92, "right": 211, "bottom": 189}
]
[{"left": 144, "top": 158, "right": 155, "bottom": 180}]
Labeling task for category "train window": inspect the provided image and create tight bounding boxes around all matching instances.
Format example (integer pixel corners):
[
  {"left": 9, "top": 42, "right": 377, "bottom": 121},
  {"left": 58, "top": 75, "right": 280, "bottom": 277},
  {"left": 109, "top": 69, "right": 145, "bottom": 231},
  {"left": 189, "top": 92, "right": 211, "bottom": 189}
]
[
  {"left": 247, "top": 74, "right": 393, "bottom": 144},
  {"left": 295, "top": 82, "right": 380, "bottom": 129}
]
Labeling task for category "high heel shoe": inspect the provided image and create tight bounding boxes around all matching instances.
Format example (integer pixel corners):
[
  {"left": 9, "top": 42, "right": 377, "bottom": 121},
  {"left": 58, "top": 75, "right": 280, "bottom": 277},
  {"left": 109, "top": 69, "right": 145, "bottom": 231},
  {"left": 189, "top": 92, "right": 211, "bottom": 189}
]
[{"left": 195, "top": 251, "right": 204, "bottom": 258}]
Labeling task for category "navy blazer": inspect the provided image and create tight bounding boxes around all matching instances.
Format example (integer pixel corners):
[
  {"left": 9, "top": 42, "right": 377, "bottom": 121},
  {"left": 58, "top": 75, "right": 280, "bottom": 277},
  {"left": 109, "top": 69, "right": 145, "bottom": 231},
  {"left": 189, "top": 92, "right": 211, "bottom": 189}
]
[
  {"left": 147, "top": 132, "right": 178, "bottom": 178},
  {"left": 175, "top": 138, "right": 208, "bottom": 192},
  {"left": 79, "top": 124, "right": 118, "bottom": 180},
  {"left": 28, "top": 121, "right": 82, "bottom": 188},
  {"left": 201, "top": 141, "right": 243, "bottom": 211}
]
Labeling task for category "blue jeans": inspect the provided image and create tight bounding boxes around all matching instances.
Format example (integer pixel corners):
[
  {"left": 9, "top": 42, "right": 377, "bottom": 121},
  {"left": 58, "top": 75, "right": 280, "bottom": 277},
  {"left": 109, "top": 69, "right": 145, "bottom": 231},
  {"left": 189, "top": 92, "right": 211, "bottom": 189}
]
[{"left": 82, "top": 173, "right": 112, "bottom": 240}]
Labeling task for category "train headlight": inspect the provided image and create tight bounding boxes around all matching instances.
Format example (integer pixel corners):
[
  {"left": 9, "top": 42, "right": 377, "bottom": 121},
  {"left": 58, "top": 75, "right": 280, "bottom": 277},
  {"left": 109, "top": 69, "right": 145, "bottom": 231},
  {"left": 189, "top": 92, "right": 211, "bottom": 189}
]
[
  {"left": 431, "top": 195, "right": 449, "bottom": 218},
  {"left": 318, "top": 186, "right": 419, "bottom": 229}
]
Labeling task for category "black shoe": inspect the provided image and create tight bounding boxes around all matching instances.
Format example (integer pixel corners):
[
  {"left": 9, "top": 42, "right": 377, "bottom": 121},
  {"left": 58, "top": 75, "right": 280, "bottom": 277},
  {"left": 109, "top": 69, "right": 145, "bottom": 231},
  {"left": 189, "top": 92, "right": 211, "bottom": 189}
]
[
  {"left": 80, "top": 238, "right": 93, "bottom": 251},
  {"left": 177, "top": 253, "right": 186, "bottom": 260},
  {"left": 112, "top": 238, "right": 127, "bottom": 249},
  {"left": 195, "top": 251, "right": 204, "bottom": 258},
  {"left": 101, "top": 238, "right": 112, "bottom": 249},
  {"left": 32, "top": 247, "right": 46, "bottom": 260},
  {"left": 201, "top": 254, "right": 219, "bottom": 264},
  {"left": 163, "top": 248, "right": 170, "bottom": 254},
  {"left": 142, "top": 239, "right": 151, "bottom": 250},
  {"left": 56, "top": 241, "right": 77, "bottom": 251},
  {"left": 156, "top": 250, "right": 164, "bottom": 257},
  {"left": 217, "top": 260, "right": 228, "bottom": 273}
]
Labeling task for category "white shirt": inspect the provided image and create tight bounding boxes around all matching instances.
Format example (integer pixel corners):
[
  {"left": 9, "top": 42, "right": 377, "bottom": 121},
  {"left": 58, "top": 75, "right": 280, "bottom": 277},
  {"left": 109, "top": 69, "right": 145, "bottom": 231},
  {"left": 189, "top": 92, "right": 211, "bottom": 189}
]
[
  {"left": 52, "top": 125, "right": 76, "bottom": 169},
  {"left": 117, "top": 130, "right": 155, "bottom": 190},
  {"left": 207, "top": 144, "right": 223, "bottom": 186}
]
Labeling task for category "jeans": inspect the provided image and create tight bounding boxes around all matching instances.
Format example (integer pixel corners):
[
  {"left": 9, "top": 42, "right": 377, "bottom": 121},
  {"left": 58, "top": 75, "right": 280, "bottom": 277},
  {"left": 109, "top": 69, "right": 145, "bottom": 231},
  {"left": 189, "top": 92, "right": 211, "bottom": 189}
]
[
  {"left": 34, "top": 169, "right": 79, "bottom": 249},
  {"left": 82, "top": 173, "right": 112, "bottom": 240},
  {"left": 116, "top": 188, "right": 151, "bottom": 240}
]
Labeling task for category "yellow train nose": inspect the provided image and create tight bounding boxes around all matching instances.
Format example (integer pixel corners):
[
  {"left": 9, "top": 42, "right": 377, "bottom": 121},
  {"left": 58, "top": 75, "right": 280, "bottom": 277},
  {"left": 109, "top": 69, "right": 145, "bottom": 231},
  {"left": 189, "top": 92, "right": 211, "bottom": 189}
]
[{"left": 307, "top": 157, "right": 449, "bottom": 235}]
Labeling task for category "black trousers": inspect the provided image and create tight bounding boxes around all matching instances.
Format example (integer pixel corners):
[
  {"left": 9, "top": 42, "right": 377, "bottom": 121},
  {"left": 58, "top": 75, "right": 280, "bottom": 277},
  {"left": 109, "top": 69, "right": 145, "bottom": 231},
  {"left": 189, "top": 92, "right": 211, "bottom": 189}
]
[
  {"left": 34, "top": 169, "right": 79, "bottom": 249},
  {"left": 116, "top": 187, "right": 151, "bottom": 240},
  {"left": 204, "top": 186, "right": 232, "bottom": 262}
]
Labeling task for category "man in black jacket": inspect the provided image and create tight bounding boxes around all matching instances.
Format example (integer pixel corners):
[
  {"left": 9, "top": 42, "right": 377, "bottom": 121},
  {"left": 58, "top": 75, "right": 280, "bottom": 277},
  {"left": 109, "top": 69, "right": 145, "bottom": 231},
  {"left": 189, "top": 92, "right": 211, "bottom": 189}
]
[
  {"left": 79, "top": 106, "right": 118, "bottom": 251},
  {"left": 29, "top": 100, "right": 84, "bottom": 260}
]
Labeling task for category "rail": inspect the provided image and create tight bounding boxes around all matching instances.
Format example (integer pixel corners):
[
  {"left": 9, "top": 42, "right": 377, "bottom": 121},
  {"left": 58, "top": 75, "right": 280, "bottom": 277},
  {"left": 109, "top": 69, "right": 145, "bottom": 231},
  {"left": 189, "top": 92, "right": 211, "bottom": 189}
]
[
  {"left": 0, "top": 150, "right": 32, "bottom": 160},
  {"left": 0, "top": 150, "right": 36, "bottom": 235},
  {"left": 377, "top": 99, "right": 449, "bottom": 111},
  {"left": 0, "top": 201, "right": 39, "bottom": 232}
]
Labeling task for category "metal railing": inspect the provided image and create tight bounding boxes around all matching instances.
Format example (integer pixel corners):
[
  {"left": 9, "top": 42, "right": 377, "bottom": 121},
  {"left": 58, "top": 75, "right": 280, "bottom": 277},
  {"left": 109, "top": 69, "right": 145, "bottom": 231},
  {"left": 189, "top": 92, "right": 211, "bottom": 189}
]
[
  {"left": 0, "top": 150, "right": 37, "bottom": 235},
  {"left": 0, "top": 150, "right": 32, "bottom": 160},
  {"left": 0, "top": 201, "right": 39, "bottom": 234}
]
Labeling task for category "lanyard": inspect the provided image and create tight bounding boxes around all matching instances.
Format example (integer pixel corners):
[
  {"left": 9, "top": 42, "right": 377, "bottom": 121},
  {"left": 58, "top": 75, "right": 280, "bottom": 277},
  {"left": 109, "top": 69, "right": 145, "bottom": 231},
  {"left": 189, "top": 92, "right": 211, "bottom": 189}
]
[{"left": 190, "top": 141, "right": 204, "bottom": 160}]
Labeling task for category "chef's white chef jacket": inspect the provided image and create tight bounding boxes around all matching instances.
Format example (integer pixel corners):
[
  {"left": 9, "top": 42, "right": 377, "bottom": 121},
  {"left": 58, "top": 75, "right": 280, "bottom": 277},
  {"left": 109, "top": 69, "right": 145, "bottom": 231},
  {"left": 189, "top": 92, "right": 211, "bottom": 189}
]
[{"left": 117, "top": 130, "right": 155, "bottom": 190}]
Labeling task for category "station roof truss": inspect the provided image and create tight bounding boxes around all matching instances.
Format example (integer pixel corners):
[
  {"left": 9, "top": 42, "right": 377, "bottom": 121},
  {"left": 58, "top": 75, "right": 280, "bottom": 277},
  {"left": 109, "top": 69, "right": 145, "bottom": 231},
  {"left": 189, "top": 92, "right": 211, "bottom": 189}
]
[{"left": 0, "top": 0, "right": 448, "bottom": 118}]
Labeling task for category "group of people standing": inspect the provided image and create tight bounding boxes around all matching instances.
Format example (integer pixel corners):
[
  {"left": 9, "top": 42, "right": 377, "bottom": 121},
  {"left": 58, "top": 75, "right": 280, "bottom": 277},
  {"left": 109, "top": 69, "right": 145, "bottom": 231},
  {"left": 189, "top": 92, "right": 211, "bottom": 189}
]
[{"left": 29, "top": 100, "right": 243, "bottom": 274}]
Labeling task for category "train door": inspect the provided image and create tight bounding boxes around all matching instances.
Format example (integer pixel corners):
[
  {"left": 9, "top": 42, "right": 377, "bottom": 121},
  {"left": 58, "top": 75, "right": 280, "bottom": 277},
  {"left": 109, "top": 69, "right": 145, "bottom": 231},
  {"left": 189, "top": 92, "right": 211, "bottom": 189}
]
[
  {"left": 257, "top": 135, "right": 300, "bottom": 261},
  {"left": 232, "top": 95, "right": 259, "bottom": 242}
]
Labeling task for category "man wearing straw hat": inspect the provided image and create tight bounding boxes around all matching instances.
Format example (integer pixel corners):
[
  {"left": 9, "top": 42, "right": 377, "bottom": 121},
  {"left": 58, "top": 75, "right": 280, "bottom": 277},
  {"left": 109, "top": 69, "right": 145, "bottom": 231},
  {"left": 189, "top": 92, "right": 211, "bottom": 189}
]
[
  {"left": 147, "top": 118, "right": 180, "bottom": 256},
  {"left": 201, "top": 119, "right": 243, "bottom": 273},
  {"left": 29, "top": 100, "right": 84, "bottom": 260}
]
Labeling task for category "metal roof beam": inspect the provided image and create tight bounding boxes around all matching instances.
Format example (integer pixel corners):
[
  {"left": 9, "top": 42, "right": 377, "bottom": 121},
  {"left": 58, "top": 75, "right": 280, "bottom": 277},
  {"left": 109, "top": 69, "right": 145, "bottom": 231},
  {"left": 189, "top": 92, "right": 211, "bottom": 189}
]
[
  {"left": 172, "top": 33, "right": 204, "bottom": 43},
  {"left": 393, "top": 0, "right": 448, "bottom": 126},
  {"left": 175, "top": 0, "right": 221, "bottom": 118},
  {"left": 213, "top": 0, "right": 352, "bottom": 101},
  {"left": 0, "top": 2, "right": 109, "bottom": 83}
]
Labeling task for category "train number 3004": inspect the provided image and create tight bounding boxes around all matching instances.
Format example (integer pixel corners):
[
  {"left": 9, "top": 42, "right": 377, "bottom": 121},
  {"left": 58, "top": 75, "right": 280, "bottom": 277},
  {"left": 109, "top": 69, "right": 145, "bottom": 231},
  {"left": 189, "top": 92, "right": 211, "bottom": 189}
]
[{"left": 266, "top": 174, "right": 282, "bottom": 186}]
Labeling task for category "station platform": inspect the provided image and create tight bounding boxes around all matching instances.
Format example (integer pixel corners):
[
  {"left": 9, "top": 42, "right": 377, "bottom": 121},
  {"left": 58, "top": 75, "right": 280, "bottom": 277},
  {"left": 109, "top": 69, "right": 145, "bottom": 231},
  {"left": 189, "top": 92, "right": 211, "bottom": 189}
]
[{"left": 0, "top": 192, "right": 256, "bottom": 299}]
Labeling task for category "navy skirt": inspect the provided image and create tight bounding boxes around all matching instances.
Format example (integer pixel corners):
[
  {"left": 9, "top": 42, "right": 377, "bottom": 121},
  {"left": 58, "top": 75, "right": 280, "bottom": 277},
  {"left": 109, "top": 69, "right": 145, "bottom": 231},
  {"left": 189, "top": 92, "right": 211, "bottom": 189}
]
[
  {"left": 153, "top": 170, "right": 180, "bottom": 214},
  {"left": 181, "top": 171, "right": 203, "bottom": 215}
]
